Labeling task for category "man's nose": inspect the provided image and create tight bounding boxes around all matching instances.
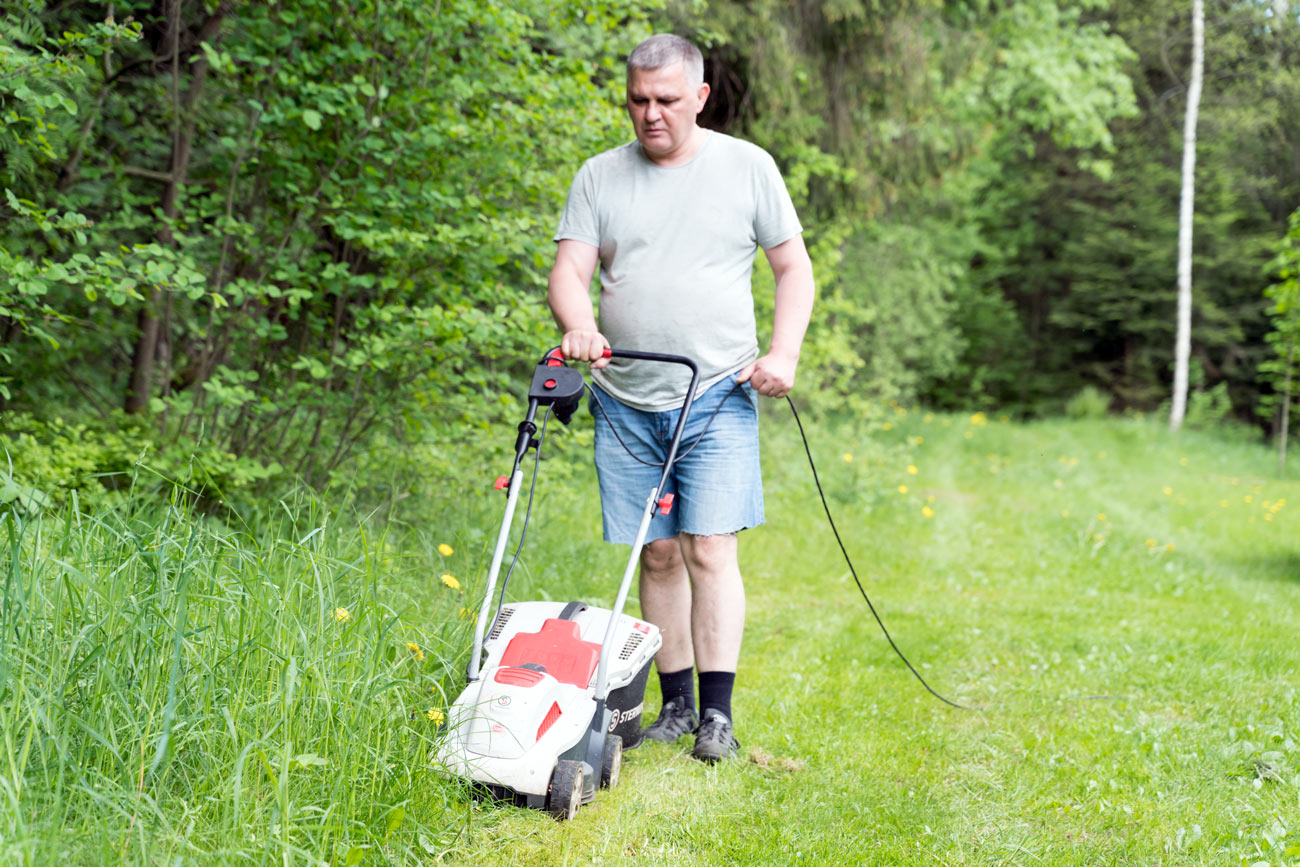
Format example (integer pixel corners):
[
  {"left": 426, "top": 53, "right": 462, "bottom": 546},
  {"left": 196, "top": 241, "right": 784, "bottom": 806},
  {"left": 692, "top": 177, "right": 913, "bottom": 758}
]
[{"left": 644, "top": 101, "right": 662, "bottom": 121}]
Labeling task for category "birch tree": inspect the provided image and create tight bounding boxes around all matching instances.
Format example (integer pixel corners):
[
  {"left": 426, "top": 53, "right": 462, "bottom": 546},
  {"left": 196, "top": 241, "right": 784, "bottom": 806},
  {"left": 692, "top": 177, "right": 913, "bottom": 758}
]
[{"left": 1170, "top": 0, "right": 1205, "bottom": 431}]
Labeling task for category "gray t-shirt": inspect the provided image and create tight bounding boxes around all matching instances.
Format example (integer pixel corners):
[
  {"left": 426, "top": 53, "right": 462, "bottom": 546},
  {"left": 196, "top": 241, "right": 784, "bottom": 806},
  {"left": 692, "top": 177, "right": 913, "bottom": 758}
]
[{"left": 553, "top": 131, "right": 802, "bottom": 411}]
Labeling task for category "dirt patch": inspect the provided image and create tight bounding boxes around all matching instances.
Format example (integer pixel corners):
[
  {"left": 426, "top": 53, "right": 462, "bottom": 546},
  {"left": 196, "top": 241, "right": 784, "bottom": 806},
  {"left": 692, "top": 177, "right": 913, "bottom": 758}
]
[{"left": 748, "top": 746, "right": 806, "bottom": 772}]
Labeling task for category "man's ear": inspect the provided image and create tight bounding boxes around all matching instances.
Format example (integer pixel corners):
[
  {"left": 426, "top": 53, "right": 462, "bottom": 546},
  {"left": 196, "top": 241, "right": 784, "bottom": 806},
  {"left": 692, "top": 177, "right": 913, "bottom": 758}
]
[{"left": 696, "top": 82, "right": 710, "bottom": 113}]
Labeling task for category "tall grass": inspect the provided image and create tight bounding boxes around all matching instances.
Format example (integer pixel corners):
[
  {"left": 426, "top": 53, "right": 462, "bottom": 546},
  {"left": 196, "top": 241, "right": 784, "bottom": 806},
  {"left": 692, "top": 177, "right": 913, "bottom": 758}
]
[{"left": 0, "top": 487, "right": 478, "bottom": 864}]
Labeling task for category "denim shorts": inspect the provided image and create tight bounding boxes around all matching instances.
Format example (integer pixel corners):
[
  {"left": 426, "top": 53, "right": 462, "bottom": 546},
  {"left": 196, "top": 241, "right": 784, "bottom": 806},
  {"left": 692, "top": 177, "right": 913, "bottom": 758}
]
[{"left": 589, "top": 372, "right": 764, "bottom": 545}]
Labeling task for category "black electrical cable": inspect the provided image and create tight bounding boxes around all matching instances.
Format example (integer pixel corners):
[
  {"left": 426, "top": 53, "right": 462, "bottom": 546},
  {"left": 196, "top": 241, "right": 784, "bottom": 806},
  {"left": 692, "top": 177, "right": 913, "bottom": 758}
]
[
  {"left": 590, "top": 375, "right": 977, "bottom": 711},
  {"left": 586, "top": 378, "right": 747, "bottom": 469},
  {"left": 493, "top": 406, "right": 552, "bottom": 618},
  {"left": 785, "top": 396, "right": 980, "bottom": 712}
]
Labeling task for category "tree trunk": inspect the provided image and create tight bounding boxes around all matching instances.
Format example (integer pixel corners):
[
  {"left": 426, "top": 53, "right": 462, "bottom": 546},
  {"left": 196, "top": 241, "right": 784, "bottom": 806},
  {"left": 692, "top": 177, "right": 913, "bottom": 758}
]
[
  {"left": 1170, "top": 0, "right": 1204, "bottom": 431},
  {"left": 124, "top": 0, "right": 232, "bottom": 414},
  {"left": 1280, "top": 342, "right": 1293, "bottom": 471}
]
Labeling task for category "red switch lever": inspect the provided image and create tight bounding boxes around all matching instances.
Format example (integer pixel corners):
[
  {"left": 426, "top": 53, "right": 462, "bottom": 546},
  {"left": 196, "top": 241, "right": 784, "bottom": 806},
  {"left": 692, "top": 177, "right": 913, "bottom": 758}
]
[
  {"left": 494, "top": 475, "right": 509, "bottom": 491},
  {"left": 657, "top": 493, "right": 674, "bottom": 515}
]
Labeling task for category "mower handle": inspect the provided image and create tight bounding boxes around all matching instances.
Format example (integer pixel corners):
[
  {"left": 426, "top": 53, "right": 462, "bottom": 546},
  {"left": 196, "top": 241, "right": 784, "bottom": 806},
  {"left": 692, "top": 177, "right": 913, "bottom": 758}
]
[{"left": 543, "top": 344, "right": 699, "bottom": 375}]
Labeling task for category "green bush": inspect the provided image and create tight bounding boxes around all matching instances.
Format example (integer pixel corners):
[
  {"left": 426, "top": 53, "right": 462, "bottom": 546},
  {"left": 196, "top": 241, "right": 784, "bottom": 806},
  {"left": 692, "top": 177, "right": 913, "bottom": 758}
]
[
  {"left": 0, "top": 412, "right": 283, "bottom": 511},
  {"left": 1065, "top": 385, "right": 1111, "bottom": 419}
]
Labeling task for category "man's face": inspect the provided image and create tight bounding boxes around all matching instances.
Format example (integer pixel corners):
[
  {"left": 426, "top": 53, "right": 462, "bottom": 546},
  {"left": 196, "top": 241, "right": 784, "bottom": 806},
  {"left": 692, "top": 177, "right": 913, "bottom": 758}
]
[{"left": 626, "top": 62, "right": 709, "bottom": 162}]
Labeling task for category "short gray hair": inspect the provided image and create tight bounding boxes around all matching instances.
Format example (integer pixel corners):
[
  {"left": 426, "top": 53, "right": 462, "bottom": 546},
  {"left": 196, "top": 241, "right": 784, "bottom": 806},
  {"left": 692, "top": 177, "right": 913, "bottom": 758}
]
[{"left": 627, "top": 34, "right": 704, "bottom": 87}]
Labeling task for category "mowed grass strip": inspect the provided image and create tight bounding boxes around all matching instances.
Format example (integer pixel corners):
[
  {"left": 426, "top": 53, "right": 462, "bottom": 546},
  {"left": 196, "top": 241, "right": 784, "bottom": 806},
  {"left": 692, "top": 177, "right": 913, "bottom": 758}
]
[{"left": 449, "top": 413, "right": 1300, "bottom": 866}]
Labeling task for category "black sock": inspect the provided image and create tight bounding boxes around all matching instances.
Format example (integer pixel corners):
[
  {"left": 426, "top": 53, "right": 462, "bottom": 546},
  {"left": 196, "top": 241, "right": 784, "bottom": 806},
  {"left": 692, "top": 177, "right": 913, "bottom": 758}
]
[
  {"left": 658, "top": 666, "right": 695, "bottom": 710},
  {"left": 697, "top": 670, "right": 735, "bottom": 721}
]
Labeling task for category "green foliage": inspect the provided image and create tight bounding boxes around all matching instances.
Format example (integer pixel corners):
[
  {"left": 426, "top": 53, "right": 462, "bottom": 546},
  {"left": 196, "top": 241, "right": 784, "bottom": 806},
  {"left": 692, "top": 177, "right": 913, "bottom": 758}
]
[
  {"left": 0, "top": 412, "right": 284, "bottom": 510},
  {"left": 680, "top": 0, "right": 1138, "bottom": 412},
  {"left": 960, "top": 0, "right": 1300, "bottom": 417},
  {"left": 1, "top": 0, "right": 658, "bottom": 489},
  {"left": 1258, "top": 205, "right": 1300, "bottom": 432},
  {"left": 1066, "top": 385, "right": 1112, "bottom": 418}
]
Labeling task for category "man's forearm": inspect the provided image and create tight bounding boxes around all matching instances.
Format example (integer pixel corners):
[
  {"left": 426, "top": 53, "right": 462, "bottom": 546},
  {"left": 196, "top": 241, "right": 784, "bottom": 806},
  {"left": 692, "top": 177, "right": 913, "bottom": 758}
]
[
  {"left": 547, "top": 275, "right": 598, "bottom": 334},
  {"left": 769, "top": 258, "right": 815, "bottom": 360}
]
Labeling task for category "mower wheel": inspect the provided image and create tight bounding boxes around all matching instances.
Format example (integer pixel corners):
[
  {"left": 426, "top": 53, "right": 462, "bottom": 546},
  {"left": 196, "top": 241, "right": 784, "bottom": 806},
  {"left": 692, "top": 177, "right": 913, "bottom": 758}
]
[
  {"left": 547, "top": 760, "right": 584, "bottom": 820},
  {"left": 600, "top": 734, "right": 623, "bottom": 789}
]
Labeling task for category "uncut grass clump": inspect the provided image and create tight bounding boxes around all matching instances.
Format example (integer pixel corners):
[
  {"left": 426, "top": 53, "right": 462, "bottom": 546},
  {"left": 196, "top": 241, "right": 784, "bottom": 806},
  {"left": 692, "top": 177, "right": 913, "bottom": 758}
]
[{"left": 0, "top": 487, "right": 478, "bottom": 864}]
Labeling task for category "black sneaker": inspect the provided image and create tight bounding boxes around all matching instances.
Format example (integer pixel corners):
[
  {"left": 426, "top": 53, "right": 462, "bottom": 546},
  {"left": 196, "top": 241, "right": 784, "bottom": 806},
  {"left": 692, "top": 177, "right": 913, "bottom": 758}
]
[
  {"left": 642, "top": 695, "right": 699, "bottom": 744},
  {"left": 692, "top": 709, "right": 739, "bottom": 762}
]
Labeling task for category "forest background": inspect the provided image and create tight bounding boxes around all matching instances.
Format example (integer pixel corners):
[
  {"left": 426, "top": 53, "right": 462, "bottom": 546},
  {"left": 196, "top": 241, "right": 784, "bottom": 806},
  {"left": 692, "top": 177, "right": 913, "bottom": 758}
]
[{"left": 2, "top": 0, "right": 1300, "bottom": 502}]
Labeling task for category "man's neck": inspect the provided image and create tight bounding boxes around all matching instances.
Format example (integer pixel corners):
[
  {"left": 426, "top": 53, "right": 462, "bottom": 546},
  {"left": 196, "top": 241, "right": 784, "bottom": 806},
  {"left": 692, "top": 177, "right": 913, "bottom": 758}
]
[{"left": 645, "top": 126, "right": 709, "bottom": 168}]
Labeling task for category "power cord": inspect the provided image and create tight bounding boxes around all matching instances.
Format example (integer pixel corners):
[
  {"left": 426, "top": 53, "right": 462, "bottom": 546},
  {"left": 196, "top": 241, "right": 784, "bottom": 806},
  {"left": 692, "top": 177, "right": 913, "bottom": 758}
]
[{"left": 784, "top": 397, "right": 979, "bottom": 711}]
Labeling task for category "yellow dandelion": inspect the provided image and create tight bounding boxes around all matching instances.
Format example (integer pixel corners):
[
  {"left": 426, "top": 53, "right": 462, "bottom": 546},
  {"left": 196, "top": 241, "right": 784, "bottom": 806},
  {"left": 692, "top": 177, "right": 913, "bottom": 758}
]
[
  {"left": 907, "top": 465, "right": 918, "bottom": 475},
  {"left": 1162, "top": 487, "right": 1172, "bottom": 496},
  {"left": 912, "top": 436, "right": 924, "bottom": 445},
  {"left": 1244, "top": 496, "right": 1253, "bottom": 504},
  {"left": 333, "top": 607, "right": 351, "bottom": 623},
  {"left": 438, "top": 543, "right": 454, "bottom": 557},
  {"left": 923, "top": 413, "right": 934, "bottom": 423},
  {"left": 1165, "top": 543, "right": 1175, "bottom": 552},
  {"left": 921, "top": 506, "right": 934, "bottom": 518},
  {"left": 1093, "top": 533, "right": 1105, "bottom": 542},
  {"left": 883, "top": 422, "right": 893, "bottom": 431},
  {"left": 441, "top": 573, "right": 461, "bottom": 590},
  {"left": 406, "top": 642, "right": 426, "bottom": 662},
  {"left": 459, "top": 606, "right": 474, "bottom": 619},
  {"left": 1179, "top": 457, "right": 1189, "bottom": 467},
  {"left": 843, "top": 453, "right": 853, "bottom": 463},
  {"left": 1264, "top": 513, "right": 1274, "bottom": 522},
  {"left": 426, "top": 707, "right": 445, "bottom": 725},
  {"left": 927, "top": 495, "right": 936, "bottom": 504},
  {"left": 1098, "top": 451, "right": 1107, "bottom": 459},
  {"left": 898, "top": 485, "right": 909, "bottom": 494},
  {"left": 1097, "top": 513, "right": 1107, "bottom": 522},
  {"left": 1061, "top": 509, "right": 1070, "bottom": 518},
  {"left": 1145, "top": 539, "right": 1157, "bottom": 548},
  {"left": 970, "top": 412, "right": 988, "bottom": 427},
  {"left": 1068, "top": 457, "right": 1079, "bottom": 467},
  {"left": 1219, "top": 500, "right": 1229, "bottom": 508}
]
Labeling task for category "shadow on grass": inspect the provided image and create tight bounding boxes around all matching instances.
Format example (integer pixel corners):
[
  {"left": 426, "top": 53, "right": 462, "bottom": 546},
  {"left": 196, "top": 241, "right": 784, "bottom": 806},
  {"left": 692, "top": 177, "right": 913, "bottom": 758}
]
[{"left": 1229, "top": 550, "right": 1300, "bottom": 584}]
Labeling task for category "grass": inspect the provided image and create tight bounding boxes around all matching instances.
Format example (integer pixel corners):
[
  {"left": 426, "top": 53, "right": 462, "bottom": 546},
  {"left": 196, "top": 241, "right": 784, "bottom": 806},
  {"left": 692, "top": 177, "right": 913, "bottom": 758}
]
[{"left": 3, "top": 409, "right": 1300, "bottom": 864}]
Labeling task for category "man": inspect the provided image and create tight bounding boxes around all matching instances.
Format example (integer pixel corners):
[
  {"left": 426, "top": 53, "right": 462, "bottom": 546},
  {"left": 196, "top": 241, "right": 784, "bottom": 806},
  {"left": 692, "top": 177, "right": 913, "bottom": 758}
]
[{"left": 547, "top": 33, "right": 815, "bottom": 762}]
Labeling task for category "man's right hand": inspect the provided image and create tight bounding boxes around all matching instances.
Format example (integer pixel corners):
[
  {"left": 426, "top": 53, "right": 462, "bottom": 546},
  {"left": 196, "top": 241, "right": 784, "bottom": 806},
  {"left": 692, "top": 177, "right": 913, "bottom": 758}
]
[{"left": 561, "top": 329, "right": 611, "bottom": 368}]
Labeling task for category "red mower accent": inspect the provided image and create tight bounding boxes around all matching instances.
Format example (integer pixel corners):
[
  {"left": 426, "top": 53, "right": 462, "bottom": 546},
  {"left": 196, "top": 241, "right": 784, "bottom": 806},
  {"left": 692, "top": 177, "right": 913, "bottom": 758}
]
[
  {"left": 657, "top": 493, "right": 674, "bottom": 515},
  {"left": 500, "top": 619, "right": 600, "bottom": 689},
  {"left": 495, "top": 667, "right": 546, "bottom": 687},
  {"left": 544, "top": 379, "right": 556, "bottom": 389},
  {"left": 494, "top": 475, "right": 509, "bottom": 490},
  {"left": 536, "top": 701, "right": 562, "bottom": 741}
]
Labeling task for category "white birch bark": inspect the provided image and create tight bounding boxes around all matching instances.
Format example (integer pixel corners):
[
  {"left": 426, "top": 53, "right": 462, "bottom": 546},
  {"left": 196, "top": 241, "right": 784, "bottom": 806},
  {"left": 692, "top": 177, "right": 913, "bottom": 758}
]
[{"left": 1171, "top": 0, "right": 1205, "bottom": 431}]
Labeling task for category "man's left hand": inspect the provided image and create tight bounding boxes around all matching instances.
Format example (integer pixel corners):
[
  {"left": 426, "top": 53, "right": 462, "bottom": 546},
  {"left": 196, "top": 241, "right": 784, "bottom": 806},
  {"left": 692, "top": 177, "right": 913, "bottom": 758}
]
[{"left": 737, "top": 352, "right": 798, "bottom": 398}]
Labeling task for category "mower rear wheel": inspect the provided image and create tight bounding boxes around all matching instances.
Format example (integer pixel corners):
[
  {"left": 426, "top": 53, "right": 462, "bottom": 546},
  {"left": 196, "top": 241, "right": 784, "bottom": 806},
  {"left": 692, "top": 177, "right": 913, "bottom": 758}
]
[
  {"left": 600, "top": 734, "right": 623, "bottom": 789},
  {"left": 547, "top": 760, "right": 584, "bottom": 820}
]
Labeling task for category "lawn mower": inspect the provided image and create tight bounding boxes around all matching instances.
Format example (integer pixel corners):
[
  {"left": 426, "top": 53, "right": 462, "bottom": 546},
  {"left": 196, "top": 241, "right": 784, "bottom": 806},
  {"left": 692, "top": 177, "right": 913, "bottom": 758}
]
[{"left": 436, "top": 346, "right": 701, "bottom": 819}]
